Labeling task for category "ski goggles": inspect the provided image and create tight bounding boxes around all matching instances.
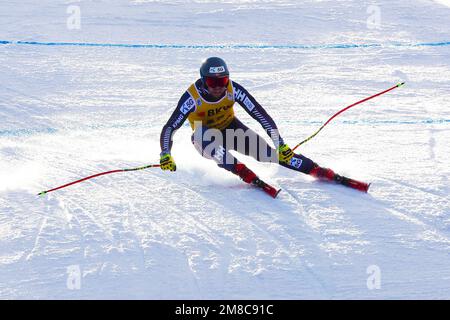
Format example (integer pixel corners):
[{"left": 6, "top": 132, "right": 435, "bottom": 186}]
[{"left": 204, "top": 76, "right": 229, "bottom": 88}]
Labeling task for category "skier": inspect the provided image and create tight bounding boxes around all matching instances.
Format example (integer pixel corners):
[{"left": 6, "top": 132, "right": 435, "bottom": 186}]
[{"left": 159, "top": 57, "right": 369, "bottom": 197}]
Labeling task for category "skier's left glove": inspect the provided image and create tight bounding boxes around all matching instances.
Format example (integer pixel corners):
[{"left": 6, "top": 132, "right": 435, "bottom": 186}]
[
  {"left": 160, "top": 152, "right": 176, "bottom": 172},
  {"left": 277, "top": 144, "right": 294, "bottom": 164}
]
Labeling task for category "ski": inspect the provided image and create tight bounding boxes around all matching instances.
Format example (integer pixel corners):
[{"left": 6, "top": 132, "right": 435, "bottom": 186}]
[
  {"left": 334, "top": 174, "right": 370, "bottom": 193},
  {"left": 252, "top": 178, "right": 281, "bottom": 198}
]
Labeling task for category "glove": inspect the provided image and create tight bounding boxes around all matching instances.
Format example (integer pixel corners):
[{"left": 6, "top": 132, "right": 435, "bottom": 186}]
[
  {"left": 277, "top": 144, "right": 294, "bottom": 164},
  {"left": 160, "top": 152, "right": 176, "bottom": 171}
]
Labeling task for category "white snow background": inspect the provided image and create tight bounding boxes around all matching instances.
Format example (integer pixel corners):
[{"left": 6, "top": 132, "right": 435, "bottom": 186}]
[{"left": 0, "top": 0, "right": 449, "bottom": 299}]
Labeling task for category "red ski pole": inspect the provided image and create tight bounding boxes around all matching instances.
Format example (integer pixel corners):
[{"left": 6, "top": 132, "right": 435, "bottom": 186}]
[
  {"left": 292, "top": 82, "right": 405, "bottom": 151},
  {"left": 38, "top": 164, "right": 161, "bottom": 196}
]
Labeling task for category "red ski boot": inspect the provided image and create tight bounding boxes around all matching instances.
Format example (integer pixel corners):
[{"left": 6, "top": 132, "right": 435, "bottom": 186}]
[
  {"left": 234, "top": 163, "right": 281, "bottom": 198},
  {"left": 309, "top": 165, "right": 370, "bottom": 193}
]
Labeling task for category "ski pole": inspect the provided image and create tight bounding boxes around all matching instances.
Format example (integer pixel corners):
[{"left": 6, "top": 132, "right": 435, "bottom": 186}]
[
  {"left": 292, "top": 82, "right": 405, "bottom": 151},
  {"left": 37, "top": 164, "right": 161, "bottom": 196}
]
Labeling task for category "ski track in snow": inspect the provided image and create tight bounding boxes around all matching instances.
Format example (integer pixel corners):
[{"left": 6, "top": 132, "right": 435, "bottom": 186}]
[{"left": 1, "top": 0, "right": 450, "bottom": 299}]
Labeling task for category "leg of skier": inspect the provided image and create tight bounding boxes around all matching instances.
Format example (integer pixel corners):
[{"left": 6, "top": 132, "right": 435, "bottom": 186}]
[
  {"left": 225, "top": 118, "right": 370, "bottom": 192},
  {"left": 225, "top": 118, "right": 316, "bottom": 173},
  {"left": 191, "top": 120, "right": 369, "bottom": 193},
  {"left": 191, "top": 124, "right": 280, "bottom": 197}
]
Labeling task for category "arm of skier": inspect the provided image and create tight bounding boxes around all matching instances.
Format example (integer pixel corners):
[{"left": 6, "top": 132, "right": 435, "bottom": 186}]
[
  {"left": 159, "top": 92, "right": 195, "bottom": 171},
  {"left": 232, "top": 81, "right": 286, "bottom": 148}
]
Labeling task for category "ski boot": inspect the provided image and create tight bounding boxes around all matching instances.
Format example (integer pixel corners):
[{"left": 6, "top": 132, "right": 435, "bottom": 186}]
[
  {"left": 309, "top": 165, "right": 370, "bottom": 193},
  {"left": 234, "top": 163, "right": 281, "bottom": 198}
]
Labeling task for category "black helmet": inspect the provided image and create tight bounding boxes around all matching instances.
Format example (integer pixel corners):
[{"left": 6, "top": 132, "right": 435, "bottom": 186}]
[{"left": 200, "top": 57, "right": 229, "bottom": 82}]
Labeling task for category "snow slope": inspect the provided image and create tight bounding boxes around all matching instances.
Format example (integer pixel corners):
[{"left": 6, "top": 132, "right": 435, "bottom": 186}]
[{"left": 1, "top": 0, "right": 449, "bottom": 299}]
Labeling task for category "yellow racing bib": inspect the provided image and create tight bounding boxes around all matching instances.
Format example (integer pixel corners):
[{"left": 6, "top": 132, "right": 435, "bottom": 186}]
[{"left": 187, "top": 81, "right": 235, "bottom": 130}]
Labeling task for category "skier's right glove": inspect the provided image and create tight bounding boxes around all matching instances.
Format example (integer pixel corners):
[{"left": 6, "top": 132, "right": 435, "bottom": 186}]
[{"left": 160, "top": 152, "right": 176, "bottom": 172}]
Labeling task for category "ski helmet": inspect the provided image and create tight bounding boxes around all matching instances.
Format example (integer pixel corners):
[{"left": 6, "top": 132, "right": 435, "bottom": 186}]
[{"left": 200, "top": 57, "right": 230, "bottom": 88}]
